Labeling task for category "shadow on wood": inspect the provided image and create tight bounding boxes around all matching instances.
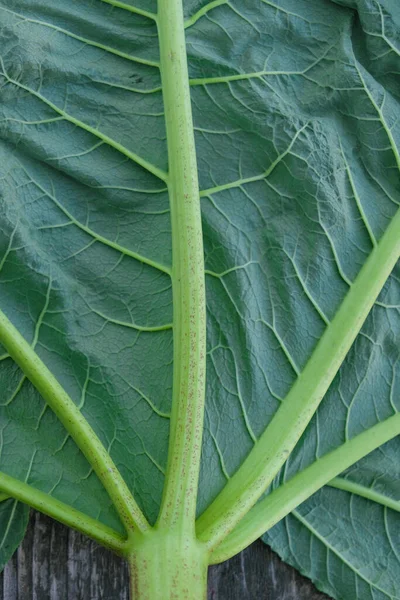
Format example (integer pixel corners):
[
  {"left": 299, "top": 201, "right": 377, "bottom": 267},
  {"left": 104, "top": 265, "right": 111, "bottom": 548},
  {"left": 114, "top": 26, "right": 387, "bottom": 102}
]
[{"left": 0, "top": 512, "right": 330, "bottom": 599}]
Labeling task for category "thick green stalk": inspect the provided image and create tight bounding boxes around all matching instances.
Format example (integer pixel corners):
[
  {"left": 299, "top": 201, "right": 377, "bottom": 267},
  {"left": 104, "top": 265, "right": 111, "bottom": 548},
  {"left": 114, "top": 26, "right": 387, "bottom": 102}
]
[
  {"left": 128, "top": 530, "right": 208, "bottom": 599},
  {"left": 0, "top": 309, "right": 149, "bottom": 535},
  {"left": 197, "top": 209, "right": 400, "bottom": 549},
  {"left": 156, "top": 0, "right": 206, "bottom": 531},
  {"left": 210, "top": 411, "right": 400, "bottom": 563},
  {"left": 0, "top": 471, "right": 127, "bottom": 553}
]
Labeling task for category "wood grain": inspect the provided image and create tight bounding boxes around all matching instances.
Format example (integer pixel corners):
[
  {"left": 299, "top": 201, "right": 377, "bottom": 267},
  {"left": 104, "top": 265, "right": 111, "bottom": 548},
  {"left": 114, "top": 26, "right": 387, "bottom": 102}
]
[{"left": 0, "top": 512, "right": 330, "bottom": 599}]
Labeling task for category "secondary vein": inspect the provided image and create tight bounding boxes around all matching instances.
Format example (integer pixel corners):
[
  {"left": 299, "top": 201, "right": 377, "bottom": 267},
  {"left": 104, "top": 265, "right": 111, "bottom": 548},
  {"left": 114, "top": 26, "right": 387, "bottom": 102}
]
[
  {"left": 196, "top": 208, "right": 400, "bottom": 550},
  {"left": 0, "top": 309, "right": 150, "bottom": 535},
  {"left": 210, "top": 410, "right": 400, "bottom": 564},
  {"left": 0, "top": 6, "right": 159, "bottom": 68},
  {"left": 99, "top": 0, "right": 157, "bottom": 20},
  {"left": 0, "top": 470, "right": 128, "bottom": 553},
  {"left": 199, "top": 123, "right": 308, "bottom": 196},
  {"left": 0, "top": 66, "right": 168, "bottom": 183},
  {"left": 184, "top": 0, "right": 228, "bottom": 29},
  {"left": 25, "top": 172, "right": 171, "bottom": 276}
]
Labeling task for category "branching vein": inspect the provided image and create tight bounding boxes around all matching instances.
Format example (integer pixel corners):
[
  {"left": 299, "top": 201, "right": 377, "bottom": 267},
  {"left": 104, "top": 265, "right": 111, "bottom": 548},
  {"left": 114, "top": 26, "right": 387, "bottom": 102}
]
[
  {"left": 0, "top": 7, "right": 159, "bottom": 68},
  {"left": 0, "top": 64, "right": 168, "bottom": 183},
  {"left": 25, "top": 172, "right": 171, "bottom": 276}
]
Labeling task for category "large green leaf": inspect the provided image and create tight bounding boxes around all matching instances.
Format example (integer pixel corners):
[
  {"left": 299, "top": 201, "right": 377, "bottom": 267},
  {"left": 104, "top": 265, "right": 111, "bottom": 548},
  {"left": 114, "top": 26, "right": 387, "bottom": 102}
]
[{"left": 0, "top": 0, "right": 399, "bottom": 597}]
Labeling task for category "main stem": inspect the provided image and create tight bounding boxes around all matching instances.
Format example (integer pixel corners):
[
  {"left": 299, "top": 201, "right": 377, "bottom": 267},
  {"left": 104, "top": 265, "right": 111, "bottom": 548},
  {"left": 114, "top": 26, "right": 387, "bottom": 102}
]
[
  {"left": 129, "top": 530, "right": 208, "bottom": 599},
  {"left": 126, "top": 4, "right": 208, "bottom": 593},
  {"left": 156, "top": 0, "right": 206, "bottom": 531}
]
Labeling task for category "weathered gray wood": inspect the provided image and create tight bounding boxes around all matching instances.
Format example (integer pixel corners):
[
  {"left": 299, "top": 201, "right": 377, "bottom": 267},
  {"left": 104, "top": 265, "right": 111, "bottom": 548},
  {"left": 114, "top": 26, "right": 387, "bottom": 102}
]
[{"left": 1, "top": 512, "right": 329, "bottom": 599}]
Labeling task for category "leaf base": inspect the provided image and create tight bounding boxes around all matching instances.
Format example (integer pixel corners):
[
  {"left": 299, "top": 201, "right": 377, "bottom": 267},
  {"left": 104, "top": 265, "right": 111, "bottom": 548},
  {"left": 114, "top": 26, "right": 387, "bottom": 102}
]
[{"left": 128, "top": 529, "right": 208, "bottom": 599}]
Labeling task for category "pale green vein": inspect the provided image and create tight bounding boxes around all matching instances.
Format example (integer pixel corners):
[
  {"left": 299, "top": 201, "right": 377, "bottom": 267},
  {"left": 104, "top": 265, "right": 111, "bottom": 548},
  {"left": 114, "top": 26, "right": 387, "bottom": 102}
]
[
  {"left": 367, "top": 32, "right": 400, "bottom": 59},
  {"left": 260, "top": 0, "right": 310, "bottom": 23},
  {"left": 0, "top": 493, "right": 9, "bottom": 502},
  {"left": 77, "top": 364, "right": 91, "bottom": 411},
  {"left": 90, "top": 307, "right": 173, "bottom": 332},
  {"left": 368, "top": 172, "right": 400, "bottom": 208},
  {"left": 2, "top": 375, "right": 26, "bottom": 407},
  {"left": 132, "top": 386, "right": 170, "bottom": 419},
  {"left": 118, "top": 375, "right": 170, "bottom": 418},
  {"left": 257, "top": 318, "right": 300, "bottom": 376},
  {"left": 328, "top": 477, "right": 400, "bottom": 513},
  {"left": 25, "top": 173, "right": 171, "bottom": 276},
  {"left": 340, "top": 143, "right": 377, "bottom": 247},
  {"left": 0, "top": 7, "right": 159, "bottom": 68},
  {"left": 64, "top": 239, "right": 96, "bottom": 261},
  {"left": 205, "top": 261, "right": 257, "bottom": 278},
  {"left": 384, "top": 505, "right": 400, "bottom": 563},
  {"left": 0, "top": 67, "right": 168, "bottom": 182},
  {"left": 1, "top": 116, "right": 64, "bottom": 126},
  {"left": 32, "top": 277, "right": 52, "bottom": 348},
  {"left": 99, "top": 0, "right": 157, "bottom": 21},
  {"left": 194, "top": 126, "right": 241, "bottom": 135},
  {"left": 200, "top": 124, "right": 308, "bottom": 196},
  {"left": 144, "top": 452, "right": 166, "bottom": 475},
  {"left": 190, "top": 70, "right": 300, "bottom": 86},
  {"left": 3, "top": 278, "right": 52, "bottom": 407},
  {"left": 317, "top": 203, "right": 353, "bottom": 287},
  {"left": 90, "top": 78, "right": 162, "bottom": 95},
  {"left": 282, "top": 249, "right": 330, "bottom": 326},
  {"left": 371, "top": 1, "right": 400, "bottom": 59},
  {"left": 209, "top": 429, "right": 230, "bottom": 480},
  {"left": 223, "top": 339, "right": 257, "bottom": 444},
  {"left": 47, "top": 141, "right": 104, "bottom": 162},
  {"left": 0, "top": 500, "right": 18, "bottom": 553},
  {"left": 207, "top": 340, "right": 258, "bottom": 447},
  {"left": 375, "top": 301, "right": 400, "bottom": 309},
  {"left": 190, "top": 48, "right": 331, "bottom": 86},
  {"left": 355, "top": 62, "right": 400, "bottom": 171},
  {"left": 184, "top": 0, "right": 228, "bottom": 28},
  {"left": 0, "top": 222, "right": 18, "bottom": 273},
  {"left": 389, "top": 362, "right": 399, "bottom": 413},
  {"left": 292, "top": 510, "right": 399, "bottom": 598},
  {"left": 228, "top": 3, "right": 261, "bottom": 32},
  {"left": 344, "top": 351, "right": 374, "bottom": 442}
]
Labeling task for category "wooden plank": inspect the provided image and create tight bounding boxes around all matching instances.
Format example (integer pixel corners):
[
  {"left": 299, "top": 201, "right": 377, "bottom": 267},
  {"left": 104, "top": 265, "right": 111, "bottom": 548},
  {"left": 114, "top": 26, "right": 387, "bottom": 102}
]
[
  {"left": 1, "top": 512, "right": 329, "bottom": 599},
  {"left": 16, "top": 511, "right": 34, "bottom": 598}
]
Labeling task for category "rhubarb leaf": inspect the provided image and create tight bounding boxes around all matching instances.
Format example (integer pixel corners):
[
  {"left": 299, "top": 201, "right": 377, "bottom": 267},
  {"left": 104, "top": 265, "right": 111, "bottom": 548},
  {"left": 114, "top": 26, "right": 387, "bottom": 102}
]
[{"left": 0, "top": 0, "right": 399, "bottom": 597}]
